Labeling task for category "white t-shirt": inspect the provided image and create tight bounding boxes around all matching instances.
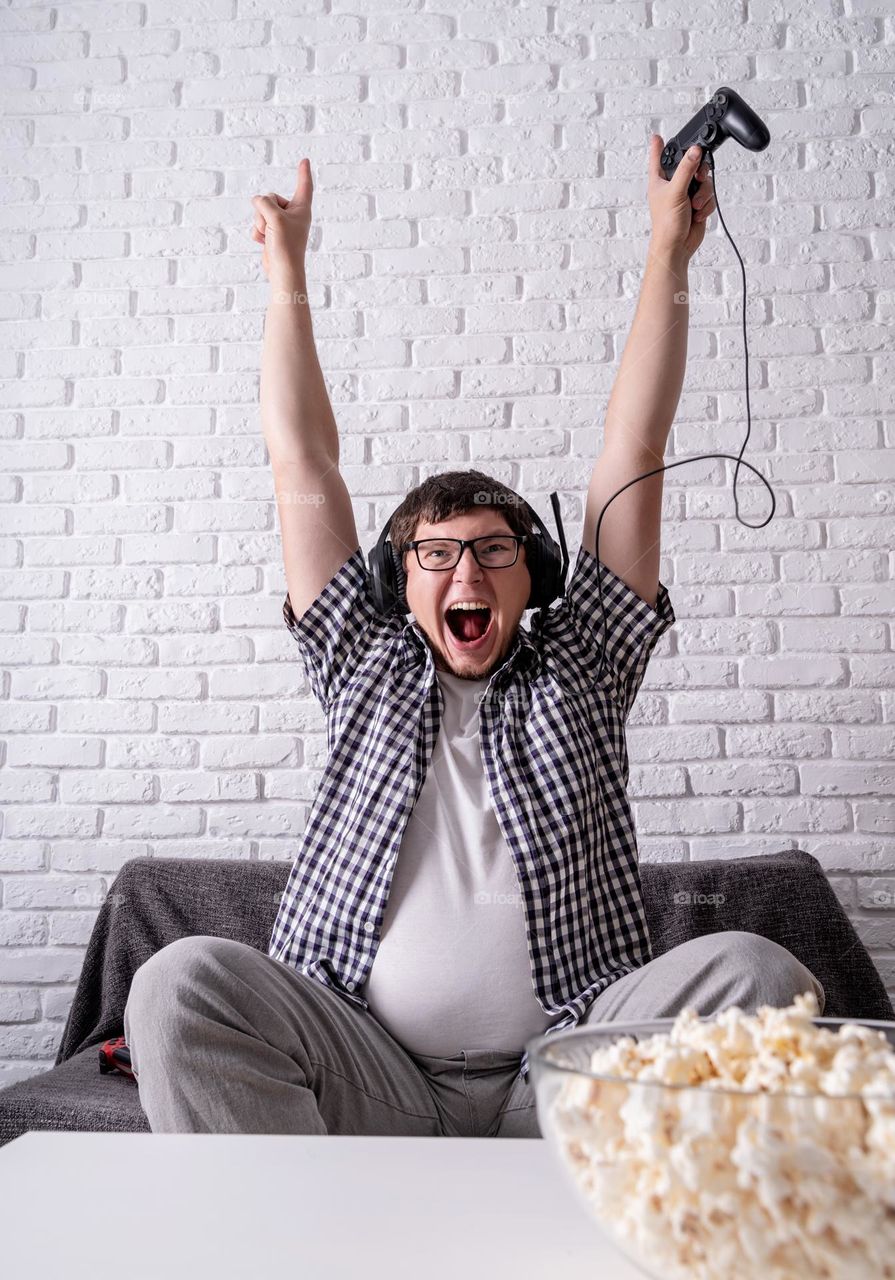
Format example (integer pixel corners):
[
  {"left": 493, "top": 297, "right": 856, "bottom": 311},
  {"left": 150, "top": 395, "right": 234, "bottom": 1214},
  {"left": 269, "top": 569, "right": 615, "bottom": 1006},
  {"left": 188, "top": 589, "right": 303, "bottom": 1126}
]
[{"left": 363, "top": 668, "right": 564, "bottom": 1054}]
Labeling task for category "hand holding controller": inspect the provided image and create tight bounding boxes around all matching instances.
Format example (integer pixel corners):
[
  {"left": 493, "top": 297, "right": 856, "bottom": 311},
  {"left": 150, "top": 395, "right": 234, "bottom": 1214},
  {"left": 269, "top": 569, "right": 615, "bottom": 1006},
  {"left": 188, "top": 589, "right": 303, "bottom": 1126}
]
[{"left": 660, "top": 87, "right": 770, "bottom": 198}]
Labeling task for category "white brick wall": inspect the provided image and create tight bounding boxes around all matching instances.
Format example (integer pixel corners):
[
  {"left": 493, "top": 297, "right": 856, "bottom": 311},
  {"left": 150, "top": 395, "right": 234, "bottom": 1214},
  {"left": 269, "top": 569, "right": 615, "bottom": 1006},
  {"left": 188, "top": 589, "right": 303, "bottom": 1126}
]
[{"left": 1, "top": 1, "right": 893, "bottom": 1086}]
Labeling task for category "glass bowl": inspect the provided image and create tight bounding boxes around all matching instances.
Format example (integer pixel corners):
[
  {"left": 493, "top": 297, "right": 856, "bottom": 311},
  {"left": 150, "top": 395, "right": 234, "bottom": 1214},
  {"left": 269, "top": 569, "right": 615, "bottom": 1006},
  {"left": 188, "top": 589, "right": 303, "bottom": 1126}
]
[{"left": 526, "top": 1016, "right": 895, "bottom": 1280}]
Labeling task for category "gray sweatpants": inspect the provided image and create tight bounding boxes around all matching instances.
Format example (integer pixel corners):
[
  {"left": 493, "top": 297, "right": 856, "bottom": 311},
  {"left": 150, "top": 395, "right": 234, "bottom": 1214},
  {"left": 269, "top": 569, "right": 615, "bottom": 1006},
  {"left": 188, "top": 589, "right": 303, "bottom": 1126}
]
[{"left": 123, "top": 930, "right": 825, "bottom": 1138}]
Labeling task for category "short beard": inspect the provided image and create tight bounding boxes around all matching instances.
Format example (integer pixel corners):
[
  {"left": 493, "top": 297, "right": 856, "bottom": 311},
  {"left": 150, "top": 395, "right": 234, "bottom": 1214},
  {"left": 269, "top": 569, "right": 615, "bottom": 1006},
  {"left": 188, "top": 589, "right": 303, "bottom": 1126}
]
[{"left": 415, "top": 618, "right": 514, "bottom": 681}]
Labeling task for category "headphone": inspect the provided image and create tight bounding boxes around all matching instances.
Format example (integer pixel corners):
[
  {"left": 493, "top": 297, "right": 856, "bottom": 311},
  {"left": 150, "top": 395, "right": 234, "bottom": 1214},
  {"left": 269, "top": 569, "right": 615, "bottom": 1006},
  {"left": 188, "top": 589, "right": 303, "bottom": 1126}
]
[{"left": 367, "top": 490, "right": 570, "bottom": 623}]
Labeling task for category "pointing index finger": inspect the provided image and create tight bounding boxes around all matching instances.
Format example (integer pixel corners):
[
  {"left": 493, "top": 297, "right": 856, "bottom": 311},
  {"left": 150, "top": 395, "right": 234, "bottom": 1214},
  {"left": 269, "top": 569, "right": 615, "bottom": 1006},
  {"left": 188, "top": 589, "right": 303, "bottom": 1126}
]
[{"left": 292, "top": 157, "right": 313, "bottom": 205}]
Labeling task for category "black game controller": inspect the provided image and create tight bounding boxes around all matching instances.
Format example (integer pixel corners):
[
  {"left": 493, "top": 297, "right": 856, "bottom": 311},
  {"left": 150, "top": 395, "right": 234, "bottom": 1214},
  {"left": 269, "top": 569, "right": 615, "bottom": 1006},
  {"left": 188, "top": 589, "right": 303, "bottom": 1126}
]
[{"left": 660, "top": 87, "right": 770, "bottom": 198}]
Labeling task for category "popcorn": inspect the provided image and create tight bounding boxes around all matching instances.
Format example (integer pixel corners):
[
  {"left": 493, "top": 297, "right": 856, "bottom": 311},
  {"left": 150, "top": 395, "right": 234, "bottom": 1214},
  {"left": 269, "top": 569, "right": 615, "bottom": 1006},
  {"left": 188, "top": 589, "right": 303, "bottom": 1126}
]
[{"left": 546, "top": 993, "right": 895, "bottom": 1279}]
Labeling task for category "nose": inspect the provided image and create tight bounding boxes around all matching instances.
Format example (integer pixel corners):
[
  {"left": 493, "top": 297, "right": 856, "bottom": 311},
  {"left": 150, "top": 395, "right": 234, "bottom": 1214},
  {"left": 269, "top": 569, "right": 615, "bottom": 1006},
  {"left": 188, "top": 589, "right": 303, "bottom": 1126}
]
[{"left": 455, "top": 544, "right": 484, "bottom": 575}]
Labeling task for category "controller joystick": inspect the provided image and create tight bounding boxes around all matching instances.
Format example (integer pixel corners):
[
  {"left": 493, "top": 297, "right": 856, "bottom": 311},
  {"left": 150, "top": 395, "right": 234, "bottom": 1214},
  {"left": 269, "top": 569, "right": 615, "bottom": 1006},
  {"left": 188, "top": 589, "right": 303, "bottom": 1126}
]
[{"left": 659, "top": 86, "right": 770, "bottom": 198}]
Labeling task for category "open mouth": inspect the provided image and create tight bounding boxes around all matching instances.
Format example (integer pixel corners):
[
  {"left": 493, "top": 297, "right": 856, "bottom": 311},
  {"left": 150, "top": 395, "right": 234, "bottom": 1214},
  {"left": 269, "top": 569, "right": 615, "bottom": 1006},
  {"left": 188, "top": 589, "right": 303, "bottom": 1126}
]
[{"left": 444, "top": 605, "right": 495, "bottom": 652}]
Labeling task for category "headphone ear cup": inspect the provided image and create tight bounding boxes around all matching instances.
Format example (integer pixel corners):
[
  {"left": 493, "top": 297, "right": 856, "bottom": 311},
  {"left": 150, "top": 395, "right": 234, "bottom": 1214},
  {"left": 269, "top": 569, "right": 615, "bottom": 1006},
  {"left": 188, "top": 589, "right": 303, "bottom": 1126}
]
[
  {"left": 366, "top": 545, "right": 384, "bottom": 615},
  {"left": 524, "top": 529, "right": 565, "bottom": 611},
  {"left": 525, "top": 537, "right": 551, "bottom": 610},
  {"left": 544, "top": 558, "right": 564, "bottom": 608},
  {"left": 388, "top": 543, "right": 408, "bottom": 614},
  {"left": 367, "top": 539, "right": 404, "bottom": 617}
]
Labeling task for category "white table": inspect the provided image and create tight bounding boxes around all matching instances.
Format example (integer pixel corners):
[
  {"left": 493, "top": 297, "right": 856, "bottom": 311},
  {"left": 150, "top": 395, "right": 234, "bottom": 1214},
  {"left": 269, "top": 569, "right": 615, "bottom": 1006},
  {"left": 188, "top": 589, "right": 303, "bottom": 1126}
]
[{"left": 0, "top": 1131, "right": 646, "bottom": 1279}]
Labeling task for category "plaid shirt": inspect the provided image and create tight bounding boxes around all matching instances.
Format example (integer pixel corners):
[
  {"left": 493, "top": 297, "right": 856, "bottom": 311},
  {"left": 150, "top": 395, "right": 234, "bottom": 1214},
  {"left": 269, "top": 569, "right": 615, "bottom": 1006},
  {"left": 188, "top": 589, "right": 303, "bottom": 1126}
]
[{"left": 268, "top": 541, "right": 675, "bottom": 1082}]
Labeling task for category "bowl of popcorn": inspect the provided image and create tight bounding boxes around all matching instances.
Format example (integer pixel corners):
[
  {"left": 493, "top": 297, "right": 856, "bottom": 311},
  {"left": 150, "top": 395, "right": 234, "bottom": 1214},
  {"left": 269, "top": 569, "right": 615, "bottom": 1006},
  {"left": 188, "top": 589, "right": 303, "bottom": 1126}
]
[{"left": 526, "top": 992, "right": 895, "bottom": 1280}]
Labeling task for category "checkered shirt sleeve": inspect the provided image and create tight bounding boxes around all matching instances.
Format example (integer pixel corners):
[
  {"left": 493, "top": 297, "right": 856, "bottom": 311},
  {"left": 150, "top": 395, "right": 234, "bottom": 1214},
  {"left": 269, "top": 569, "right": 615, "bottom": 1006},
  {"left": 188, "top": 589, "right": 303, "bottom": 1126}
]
[
  {"left": 282, "top": 547, "right": 402, "bottom": 711},
  {"left": 557, "top": 543, "right": 676, "bottom": 719}
]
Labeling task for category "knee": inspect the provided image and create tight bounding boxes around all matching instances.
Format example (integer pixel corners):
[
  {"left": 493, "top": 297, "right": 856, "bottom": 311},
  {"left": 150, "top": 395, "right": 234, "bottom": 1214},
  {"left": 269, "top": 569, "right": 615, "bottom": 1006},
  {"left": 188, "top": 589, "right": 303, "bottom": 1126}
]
[
  {"left": 125, "top": 935, "right": 241, "bottom": 1025},
  {"left": 124, "top": 936, "right": 252, "bottom": 1079},
  {"left": 710, "top": 930, "right": 826, "bottom": 1015}
]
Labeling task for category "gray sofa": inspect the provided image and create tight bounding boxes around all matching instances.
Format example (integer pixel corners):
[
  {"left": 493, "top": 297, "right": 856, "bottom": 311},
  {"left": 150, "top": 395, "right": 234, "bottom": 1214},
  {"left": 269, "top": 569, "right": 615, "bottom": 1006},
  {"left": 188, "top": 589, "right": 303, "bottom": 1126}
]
[{"left": 1, "top": 850, "right": 892, "bottom": 1147}]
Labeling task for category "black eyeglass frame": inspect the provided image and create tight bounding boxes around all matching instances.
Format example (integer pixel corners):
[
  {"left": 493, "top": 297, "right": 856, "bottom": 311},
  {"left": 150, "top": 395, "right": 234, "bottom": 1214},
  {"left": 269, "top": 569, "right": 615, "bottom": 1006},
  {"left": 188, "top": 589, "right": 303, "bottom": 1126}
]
[{"left": 401, "top": 534, "right": 529, "bottom": 571}]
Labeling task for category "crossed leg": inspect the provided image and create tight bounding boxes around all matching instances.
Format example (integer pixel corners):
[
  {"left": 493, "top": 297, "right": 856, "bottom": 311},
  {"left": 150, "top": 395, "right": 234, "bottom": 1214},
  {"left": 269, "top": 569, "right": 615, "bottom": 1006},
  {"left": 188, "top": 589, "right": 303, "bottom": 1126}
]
[{"left": 493, "top": 930, "right": 826, "bottom": 1138}]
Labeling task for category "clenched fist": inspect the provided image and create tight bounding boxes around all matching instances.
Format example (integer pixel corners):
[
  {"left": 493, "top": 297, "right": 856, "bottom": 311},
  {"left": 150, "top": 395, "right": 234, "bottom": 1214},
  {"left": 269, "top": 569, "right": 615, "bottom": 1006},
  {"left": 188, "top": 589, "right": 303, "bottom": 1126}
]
[
  {"left": 250, "top": 158, "right": 314, "bottom": 287},
  {"left": 647, "top": 135, "right": 715, "bottom": 261}
]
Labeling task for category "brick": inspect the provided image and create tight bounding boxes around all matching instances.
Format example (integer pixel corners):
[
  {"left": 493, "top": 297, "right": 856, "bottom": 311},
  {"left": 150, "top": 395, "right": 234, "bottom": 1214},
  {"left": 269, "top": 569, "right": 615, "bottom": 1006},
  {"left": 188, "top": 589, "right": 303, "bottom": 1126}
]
[
  {"left": 0, "top": 987, "right": 41, "bottom": 1022},
  {"left": 0, "top": 913, "right": 49, "bottom": 946},
  {"left": 0, "top": 1022, "right": 63, "bottom": 1058}
]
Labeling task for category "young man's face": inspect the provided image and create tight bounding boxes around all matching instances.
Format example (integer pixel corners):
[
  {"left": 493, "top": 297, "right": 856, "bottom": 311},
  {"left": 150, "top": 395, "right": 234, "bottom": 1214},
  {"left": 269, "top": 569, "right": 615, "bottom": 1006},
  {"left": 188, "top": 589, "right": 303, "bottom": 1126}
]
[{"left": 402, "top": 509, "right": 531, "bottom": 680}]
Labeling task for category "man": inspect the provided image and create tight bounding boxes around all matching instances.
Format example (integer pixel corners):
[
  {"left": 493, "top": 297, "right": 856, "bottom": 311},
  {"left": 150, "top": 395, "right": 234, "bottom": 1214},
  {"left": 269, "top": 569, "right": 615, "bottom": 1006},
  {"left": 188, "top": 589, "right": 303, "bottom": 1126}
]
[{"left": 124, "top": 145, "right": 824, "bottom": 1137}]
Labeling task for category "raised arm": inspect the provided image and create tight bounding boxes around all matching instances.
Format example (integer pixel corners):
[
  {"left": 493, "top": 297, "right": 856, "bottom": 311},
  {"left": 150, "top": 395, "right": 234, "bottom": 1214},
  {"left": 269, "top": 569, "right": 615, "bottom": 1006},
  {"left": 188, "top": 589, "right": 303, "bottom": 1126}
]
[
  {"left": 251, "top": 161, "right": 361, "bottom": 622},
  {"left": 582, "top": 137, "right": 716, "bottom": 609}
]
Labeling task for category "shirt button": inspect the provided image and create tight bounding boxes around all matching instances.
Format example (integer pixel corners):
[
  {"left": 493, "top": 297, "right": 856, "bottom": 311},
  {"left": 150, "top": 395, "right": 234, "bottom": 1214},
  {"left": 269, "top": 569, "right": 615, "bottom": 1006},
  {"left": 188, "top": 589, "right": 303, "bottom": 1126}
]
[
  {"left": 345, "top": 980, "right": 355, "bottom": 991},
  {"left": 363, "top": 921, "right": 374, "bottom": 932}
]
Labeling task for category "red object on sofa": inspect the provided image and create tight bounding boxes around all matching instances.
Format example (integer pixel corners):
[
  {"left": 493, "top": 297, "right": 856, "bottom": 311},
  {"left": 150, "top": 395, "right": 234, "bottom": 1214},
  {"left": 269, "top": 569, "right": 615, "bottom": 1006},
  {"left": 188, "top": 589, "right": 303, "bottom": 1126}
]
[{"left": 98, "top": 1036, "right": 136, "bottom": 1081}]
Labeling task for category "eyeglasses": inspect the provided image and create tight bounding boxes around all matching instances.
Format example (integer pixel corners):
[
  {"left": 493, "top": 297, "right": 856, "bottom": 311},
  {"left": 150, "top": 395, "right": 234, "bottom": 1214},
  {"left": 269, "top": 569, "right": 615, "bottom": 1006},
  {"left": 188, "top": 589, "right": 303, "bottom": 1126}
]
[{"left": 403, "top": 534, "right": 527, "bottom": 571}]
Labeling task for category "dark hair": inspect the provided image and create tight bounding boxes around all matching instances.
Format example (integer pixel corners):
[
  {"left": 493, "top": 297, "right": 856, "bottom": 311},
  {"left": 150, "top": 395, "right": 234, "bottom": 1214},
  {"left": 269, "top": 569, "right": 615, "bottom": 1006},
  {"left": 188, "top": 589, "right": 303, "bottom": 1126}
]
[{"left": 390, "top": 469, "right": 535, "bottom": 566}]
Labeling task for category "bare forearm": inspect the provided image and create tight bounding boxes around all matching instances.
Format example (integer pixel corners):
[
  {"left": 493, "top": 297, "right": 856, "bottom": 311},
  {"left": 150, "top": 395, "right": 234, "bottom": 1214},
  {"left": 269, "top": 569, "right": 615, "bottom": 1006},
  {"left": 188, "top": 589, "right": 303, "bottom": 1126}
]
[
  {"left": 603, "top": 238, "right": 691, "bottom": 460},
  {"left": 260, "top": 274, "right": 340, "bottom": 467}
]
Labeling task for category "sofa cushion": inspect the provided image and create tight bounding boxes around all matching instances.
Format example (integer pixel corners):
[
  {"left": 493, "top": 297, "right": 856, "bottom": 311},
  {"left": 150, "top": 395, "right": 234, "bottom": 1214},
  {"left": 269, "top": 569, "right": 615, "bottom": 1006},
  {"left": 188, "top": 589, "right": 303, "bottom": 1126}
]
[
  {"left": 0, "top": 1048, "right": 150, "bottom": 1144},
  {"left": 53, "top": 854, "right": 289, "bottom": 1069},
  {"left": 641, "top": 849, "right": 894, "bottom": 1023}
]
